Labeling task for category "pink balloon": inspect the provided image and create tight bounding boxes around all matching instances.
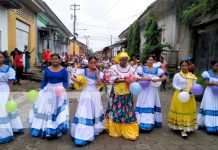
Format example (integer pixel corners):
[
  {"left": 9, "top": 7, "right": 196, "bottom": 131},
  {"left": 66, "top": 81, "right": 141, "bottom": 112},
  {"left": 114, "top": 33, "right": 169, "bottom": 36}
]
[{"left": 55, "top": 86, "right": 65, "bottom": 96}]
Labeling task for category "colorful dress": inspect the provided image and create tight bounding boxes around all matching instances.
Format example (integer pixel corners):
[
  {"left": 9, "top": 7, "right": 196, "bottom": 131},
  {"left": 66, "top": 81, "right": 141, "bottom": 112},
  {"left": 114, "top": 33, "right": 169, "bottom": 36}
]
[
  {"left": 27, "top": 67, "right": 69, "bottom": 138},
  {"left": 105, "top": 64, "right": 139, "bottom": 140},
  {"left": 168, "top": 72, "right": 197, "bottom": 131},
  {"left": 136, "top": 67, "right": 164, "bottom": 131},
  {"left": 0, "top": 65, "right": 23, "bottom": 144},
  {"left": 71, "top": 68, "right": 105, "bottom": 146},
  {"left": 198, "top": 70, "right": 218, "bottom": 133}
]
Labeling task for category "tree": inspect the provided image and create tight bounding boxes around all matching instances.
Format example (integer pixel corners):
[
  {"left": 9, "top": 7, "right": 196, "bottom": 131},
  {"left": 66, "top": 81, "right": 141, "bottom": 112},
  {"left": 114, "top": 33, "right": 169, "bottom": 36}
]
[
  {"left": 126, "top": 20, "right": 141, "bottom": 59},
  {"left": 141, "top": 11, "right": 171, "bottom": 63},
  {"left": 182, "top": 0, "right": 218, "bottom": 23}
]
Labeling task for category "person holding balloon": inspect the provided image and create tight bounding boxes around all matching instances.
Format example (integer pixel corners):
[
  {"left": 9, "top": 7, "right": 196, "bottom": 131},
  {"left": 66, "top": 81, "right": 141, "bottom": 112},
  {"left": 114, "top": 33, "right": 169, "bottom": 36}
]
[
  {"left": 27, "top": 53, "right": 69, "bottom": 138},
  {"left": 136, "top": 55, "right": 166, "bottom": 132},
  {"left": 198, "top": 60, "right": 218, "bottom": 134},
  {"left": 168, "top": 60, "right": 198, "bottom": 138},
  {"left": 105, "top": 52, "right": 139, "bottom": 141},
  {"left": 70, "top": 56, "right": 105, "bottom": 146},
  {"left": 0, "top": 51, "right": 23, "bottom": 144}
]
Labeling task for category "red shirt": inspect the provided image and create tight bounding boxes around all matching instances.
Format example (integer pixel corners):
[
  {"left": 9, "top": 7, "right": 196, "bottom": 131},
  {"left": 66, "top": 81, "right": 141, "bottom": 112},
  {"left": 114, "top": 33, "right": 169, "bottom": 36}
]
[
  {"left": 42, "top": 51, "right": 47, "bottom": 61},
  {"left": 15, "top": 55, "right": 24, "bottom": 67}
]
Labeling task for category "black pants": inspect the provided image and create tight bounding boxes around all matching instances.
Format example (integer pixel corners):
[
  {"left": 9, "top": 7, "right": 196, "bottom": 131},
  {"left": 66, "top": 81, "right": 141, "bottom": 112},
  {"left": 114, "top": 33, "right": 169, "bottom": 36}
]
[{"left": 16, "top": 67, "right": 23, "bottom": 83}]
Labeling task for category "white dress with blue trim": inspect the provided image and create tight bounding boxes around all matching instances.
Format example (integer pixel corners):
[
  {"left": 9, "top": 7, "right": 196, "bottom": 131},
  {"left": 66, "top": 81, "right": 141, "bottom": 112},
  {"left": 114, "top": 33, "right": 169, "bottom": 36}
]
[
  {"left": 27, "top": 67, "right": 69, "bottom": 138},
  {"left": 136, "top": 66, "right": 164, "bottom": 131},
  {"left": 70, "top": 68, "right": 105, "bottom": 146},
  {"left": 0, "top": 65, "right": 23, "bottom": 144},
  {"left": 197, "top": 70, "right": 218, "bottom": 133}
]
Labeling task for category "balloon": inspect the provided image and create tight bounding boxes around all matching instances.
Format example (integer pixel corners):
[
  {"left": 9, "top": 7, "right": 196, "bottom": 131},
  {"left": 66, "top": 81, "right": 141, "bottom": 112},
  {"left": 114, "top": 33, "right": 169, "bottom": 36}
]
[
  {"left": 129, "top": 82, "right": 142, "bottom": 95},
  {"left": 190, "top": 84, "right": 204, "bottom": 95},
  {"left": 151, "top": 77, "right": 162, "bottom": 88},
  {"left": 211, "top": 86, "right": 218, "bottom": 95},
  {"left": 74, "top": 75, "right": 87, "bottom": 90},
  {"left": 96, "top": 64, "right": 100, "bottom": 69},
  {"left": 178, "top": 91, "right": 190, "bottom": 103},
  {"left": 5, "top": 100, "right": 17, "bottom": 112},
  {"left": 139, "top": 80, "right": 150, "bottom": 88},
  {"left": 27, "top": 90, "right": 39, "bottom": 102},
  {"left": 55, "top": 86, "right": 65, "bottom": 96},
  {"left": 100, "top": 64, "right": 104, "bottom": 68}
]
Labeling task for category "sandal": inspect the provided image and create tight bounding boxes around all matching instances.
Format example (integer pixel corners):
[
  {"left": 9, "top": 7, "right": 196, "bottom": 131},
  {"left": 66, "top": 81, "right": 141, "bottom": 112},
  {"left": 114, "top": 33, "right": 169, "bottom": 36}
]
[{"left": 181, "top": 131, "right": 188, "bottom": 138}]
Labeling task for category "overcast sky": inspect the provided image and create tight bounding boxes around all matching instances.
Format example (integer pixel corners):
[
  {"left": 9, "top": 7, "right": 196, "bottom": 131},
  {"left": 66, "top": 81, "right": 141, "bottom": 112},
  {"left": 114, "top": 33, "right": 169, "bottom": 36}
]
[{"left": 43, "top": 0, "right": 155, "bottom": 52}]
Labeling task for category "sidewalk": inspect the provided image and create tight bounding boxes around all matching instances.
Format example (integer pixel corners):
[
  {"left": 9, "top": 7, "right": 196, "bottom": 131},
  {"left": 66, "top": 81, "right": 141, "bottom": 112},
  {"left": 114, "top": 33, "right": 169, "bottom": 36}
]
[{"left": 1, "top": 80, "right": 218, "bottom": 150}]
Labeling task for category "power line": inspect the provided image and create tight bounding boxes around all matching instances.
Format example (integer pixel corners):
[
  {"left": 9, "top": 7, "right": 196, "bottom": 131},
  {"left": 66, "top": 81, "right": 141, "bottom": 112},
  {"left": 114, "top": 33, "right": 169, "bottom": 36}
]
[
  {"left": 99, "top": 0, "right": 122, "bottom": 19},
  {"left": 99, "top": 12, "right": 143, "bottom": 25},
  {"left": 76, "top": 22, "right": 122, "bottom": 30}
]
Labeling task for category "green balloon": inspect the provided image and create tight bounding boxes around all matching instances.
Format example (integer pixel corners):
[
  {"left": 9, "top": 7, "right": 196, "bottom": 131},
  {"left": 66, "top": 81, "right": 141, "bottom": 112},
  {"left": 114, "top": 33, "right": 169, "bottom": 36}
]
[
  {"left": 6, "top": 100, "right": 17, "bottom": 113},
  {"left": 27, "top": 90, "right": 39, "bottom": 102}
]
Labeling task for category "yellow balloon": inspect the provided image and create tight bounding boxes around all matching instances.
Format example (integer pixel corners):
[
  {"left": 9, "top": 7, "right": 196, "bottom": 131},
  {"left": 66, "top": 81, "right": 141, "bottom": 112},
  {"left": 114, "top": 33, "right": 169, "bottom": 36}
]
[{"left": 74, "top": 75, "right": 87, "bottom": 90}]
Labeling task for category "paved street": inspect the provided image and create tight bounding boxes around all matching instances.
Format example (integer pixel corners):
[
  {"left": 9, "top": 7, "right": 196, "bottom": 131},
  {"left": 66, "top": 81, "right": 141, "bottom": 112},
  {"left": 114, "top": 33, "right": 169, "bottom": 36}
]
[{"left": 1, "top": 80, "right": 218, "bottom": 150}]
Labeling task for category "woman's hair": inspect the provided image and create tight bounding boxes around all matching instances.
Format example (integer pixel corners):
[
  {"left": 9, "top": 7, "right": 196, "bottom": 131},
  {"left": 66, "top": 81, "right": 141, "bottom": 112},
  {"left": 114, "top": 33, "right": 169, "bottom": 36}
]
[
  {"left": 179, "top": 60, "right": 189, "bottom": 67},
  {"left": 0, "top": 51, "right": 5, "bottom": 57},
  {"left": 146, "top": 55, "right": 155, "bottom": 60},
  {"left": 211, "top": 60, "right": 218, "bottom": 66},
  {"left": 160, "top": 56, "right": 164, "bottom": 60},
  {"left": 50, "top": 53, "right": 61, "bottom": 59},
  {"left": 88, "top": 56, "right": 97, "bottom": 62}
]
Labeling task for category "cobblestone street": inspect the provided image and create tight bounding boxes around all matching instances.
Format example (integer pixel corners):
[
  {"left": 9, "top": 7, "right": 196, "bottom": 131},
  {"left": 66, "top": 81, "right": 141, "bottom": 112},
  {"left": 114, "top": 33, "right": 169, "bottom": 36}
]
[{"left": 1, "top": 80, "right": 218, "bottom": 150}]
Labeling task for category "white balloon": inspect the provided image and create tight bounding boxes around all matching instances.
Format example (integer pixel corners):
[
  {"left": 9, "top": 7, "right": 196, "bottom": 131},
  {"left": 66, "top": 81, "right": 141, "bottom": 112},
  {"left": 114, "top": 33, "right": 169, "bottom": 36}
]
[
  {"left": 151, "top": 77, "right": 162, "bottom": 88},
  {"left": 178, "top": 91, "right": 190, "bottom": 103}
]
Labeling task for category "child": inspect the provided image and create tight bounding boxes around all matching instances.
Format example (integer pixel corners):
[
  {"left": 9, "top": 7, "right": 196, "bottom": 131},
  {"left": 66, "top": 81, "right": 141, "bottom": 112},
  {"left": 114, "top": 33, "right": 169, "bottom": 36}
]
[{"left": 70, "top": 56, "right": 105, "bottom": 146}]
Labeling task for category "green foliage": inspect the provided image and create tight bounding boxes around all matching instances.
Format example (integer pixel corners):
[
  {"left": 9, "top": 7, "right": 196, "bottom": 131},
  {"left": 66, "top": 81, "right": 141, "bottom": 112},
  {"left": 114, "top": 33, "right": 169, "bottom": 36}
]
[
  {"left": 141, "top": 12, "right": 171, "bottom": 63},
  {"left": 182, "top": 0, "right": 218, "bottom": 23},
  {"left": 126, "top": 20, "right": 141, "bottom": 59}
]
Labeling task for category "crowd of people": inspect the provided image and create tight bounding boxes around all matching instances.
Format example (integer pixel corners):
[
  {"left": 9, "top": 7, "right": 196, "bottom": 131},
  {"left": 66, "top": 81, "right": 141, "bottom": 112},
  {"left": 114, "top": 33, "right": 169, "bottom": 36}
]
[{"left": 0, "top": 51, "right": 218, "bottom": 147}]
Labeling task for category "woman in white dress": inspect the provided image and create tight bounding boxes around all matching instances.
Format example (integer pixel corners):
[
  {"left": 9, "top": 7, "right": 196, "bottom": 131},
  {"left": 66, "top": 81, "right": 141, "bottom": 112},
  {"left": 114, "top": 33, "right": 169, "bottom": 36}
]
[
  {"left": 0, "top": 51, "right": 23, "bottom": 144},
  {"left": 27, "top": 54, "right": 69, "bottom": 138},
  {"left": 71, "top": 56, "right": 105, "bottom": 146},
  {"left": 136, "top": 56, "right": 166, "bottom": 132},
  {"left": 198, "top": 60, "right": 218, "bottom": 133}
]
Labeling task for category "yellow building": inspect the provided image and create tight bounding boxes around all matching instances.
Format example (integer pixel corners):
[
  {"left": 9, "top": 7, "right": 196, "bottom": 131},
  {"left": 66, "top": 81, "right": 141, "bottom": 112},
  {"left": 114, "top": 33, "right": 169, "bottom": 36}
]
[
  {"left": 8, "top": 1, "right": 44, "bottom": 67},
  {"left": 68, "top": 40, "right": 88, "bottom": 57}
]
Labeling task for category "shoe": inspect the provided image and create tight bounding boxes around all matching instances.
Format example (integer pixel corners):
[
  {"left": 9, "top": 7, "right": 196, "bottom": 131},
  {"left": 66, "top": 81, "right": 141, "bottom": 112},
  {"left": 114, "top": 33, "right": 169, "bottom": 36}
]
[{"left": 181, "top": 131, "right": 188, "bottom": 138}]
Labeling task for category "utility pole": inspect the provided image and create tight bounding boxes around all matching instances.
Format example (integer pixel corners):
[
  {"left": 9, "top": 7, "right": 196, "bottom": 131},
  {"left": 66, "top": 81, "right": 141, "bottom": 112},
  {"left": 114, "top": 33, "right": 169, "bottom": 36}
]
[
  {"left": 70, "top": 4, "right": 80, "bottom": 56},
  {"left": 84, "top": 36, "right": 90, "bottom": 57},
  {"left": 84, "top": 36, "right": 90, "bottom": 49},
  {"left": 111, "top": 35, "right": 113, "bottom": 45}
]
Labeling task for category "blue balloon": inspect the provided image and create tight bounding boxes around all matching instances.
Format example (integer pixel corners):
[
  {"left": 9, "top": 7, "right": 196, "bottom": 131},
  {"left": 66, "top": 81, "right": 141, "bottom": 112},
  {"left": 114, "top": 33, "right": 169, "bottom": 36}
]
[{"left": 130, "top": 82, "right": 142, "bottom": 95}]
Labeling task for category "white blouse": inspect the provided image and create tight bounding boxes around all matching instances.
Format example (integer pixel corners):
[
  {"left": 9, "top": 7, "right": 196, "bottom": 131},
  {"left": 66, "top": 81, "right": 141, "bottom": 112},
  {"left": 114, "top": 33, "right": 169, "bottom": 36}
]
[
  {"left": 109, "top": 64, "right": 138, "bottom": 81},
  {"left": 172, "top": 73, "right": 197, "bottom": 91}
]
